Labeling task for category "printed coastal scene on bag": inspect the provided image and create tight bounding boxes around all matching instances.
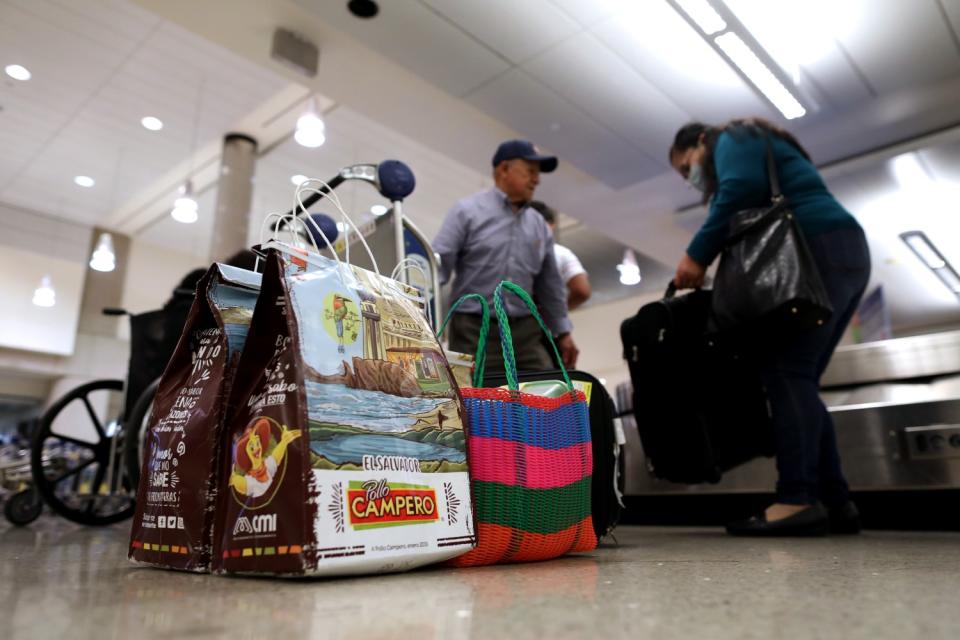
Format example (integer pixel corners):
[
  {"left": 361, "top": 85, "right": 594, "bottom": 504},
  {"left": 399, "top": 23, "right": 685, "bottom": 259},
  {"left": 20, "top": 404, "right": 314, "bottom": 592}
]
[{"left": 222, "top": 255, "right": 474, "bottom": 574}]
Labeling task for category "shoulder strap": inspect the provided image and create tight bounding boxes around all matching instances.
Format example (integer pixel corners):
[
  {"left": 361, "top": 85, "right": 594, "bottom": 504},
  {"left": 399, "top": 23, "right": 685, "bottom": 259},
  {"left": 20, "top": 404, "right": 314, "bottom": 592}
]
[{"left": 766, "top": 137, "right": 782, "bottom": 201}]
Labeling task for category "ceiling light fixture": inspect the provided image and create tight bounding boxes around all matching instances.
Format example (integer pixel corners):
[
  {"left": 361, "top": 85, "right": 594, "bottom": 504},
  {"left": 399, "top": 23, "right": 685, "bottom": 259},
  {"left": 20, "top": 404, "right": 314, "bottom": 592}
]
[
  {"left": 667, "top": 0, "right": 809, "bottom": 120},
  {"left": 171, "top": 77, "right": 205, "bottom": 225},
  {"left": 171, "top": 181, "right": 199, "bottom": 224},
  {"left": 32, "top": 275, "right": 55, "bottom": 307},
  {"left": 723, "top": 0, "right": 858, "bottom": 84},
  {"left": 900, "top": 231, "right": 960, "bottom": 298},
  {"left": 714, "top": 32, "right": 806, "bottom": 119},
  {"left": 89, "top": 232, "right": 116, "bottom": 272},
  {"left": 370, "top": 204, "right": 388, "bottom": 216},
  {"left": 295, "top": 96, "right": 326, "bottom": 148},
  {"left": 74, "top": 175, "right": 95, "bottom": 188},
  {"left": 617, "top": 249, "right": 642, "bottom": 286},
  {"left": 5, "top": 64, "right": 31, "bottom": 81},
  {"left": 291, "top": 174, "right": 309, "bottom": 186},
  {"left": 141, "top": 116, "right": 164, "bottom": 131}
]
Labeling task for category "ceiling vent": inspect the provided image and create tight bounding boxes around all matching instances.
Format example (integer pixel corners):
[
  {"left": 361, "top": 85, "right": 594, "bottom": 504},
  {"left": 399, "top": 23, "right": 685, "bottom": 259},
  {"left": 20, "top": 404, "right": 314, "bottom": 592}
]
[{"left": 271, "top": 28, "right": 319, "bottom": 78}]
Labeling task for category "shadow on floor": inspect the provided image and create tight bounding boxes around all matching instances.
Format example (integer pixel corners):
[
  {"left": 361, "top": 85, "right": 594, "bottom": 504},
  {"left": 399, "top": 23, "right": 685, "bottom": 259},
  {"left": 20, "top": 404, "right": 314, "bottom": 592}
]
[{"left": 621, "top": 490, "right": 960, "bottom": 531}]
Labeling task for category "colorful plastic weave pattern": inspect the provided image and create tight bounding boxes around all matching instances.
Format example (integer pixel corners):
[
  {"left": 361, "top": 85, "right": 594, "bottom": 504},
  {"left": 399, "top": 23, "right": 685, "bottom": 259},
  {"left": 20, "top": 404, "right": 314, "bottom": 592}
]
[{"left": 445, "top": 282, "right": 597, "bottom": 567}]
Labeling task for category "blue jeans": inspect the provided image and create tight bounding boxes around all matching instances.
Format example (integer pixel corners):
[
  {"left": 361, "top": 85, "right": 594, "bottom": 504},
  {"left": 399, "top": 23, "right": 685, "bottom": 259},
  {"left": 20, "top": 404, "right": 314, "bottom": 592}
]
[{"left": 759, "top": 226, "right": 871, "bottom": 507}]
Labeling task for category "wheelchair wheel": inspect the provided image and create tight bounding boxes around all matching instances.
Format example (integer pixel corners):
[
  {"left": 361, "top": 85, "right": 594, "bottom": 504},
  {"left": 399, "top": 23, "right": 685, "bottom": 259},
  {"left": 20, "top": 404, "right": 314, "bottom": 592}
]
[
  {"left": 31, "top": 379, "right": 135, "bottom": 526},
  {"left": 123, "top": 378, "right": 160, "bottom": 489},
  {"left": 4, "top": 487, "right": 42, "bottom": 526}
]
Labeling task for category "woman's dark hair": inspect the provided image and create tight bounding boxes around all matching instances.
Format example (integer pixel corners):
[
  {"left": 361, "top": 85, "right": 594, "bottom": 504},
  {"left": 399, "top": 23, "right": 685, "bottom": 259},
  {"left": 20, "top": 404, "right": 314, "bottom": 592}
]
[{"left": 669, "top": 117, "right": 812, "bottom": 202}]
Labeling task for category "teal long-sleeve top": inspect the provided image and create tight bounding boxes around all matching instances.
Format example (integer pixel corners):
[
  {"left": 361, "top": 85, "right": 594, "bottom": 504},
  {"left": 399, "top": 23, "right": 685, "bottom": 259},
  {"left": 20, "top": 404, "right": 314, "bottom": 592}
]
[{"left": 686, "top": 128, "right": 861, "bottom": 267}]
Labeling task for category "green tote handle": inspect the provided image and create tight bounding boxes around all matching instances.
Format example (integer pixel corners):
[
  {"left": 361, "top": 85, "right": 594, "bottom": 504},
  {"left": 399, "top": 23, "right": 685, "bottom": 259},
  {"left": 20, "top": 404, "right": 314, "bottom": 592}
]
[
  {"left": 438, "top": 293, "right": 490, "bottom": 388},
  {"left": 493, "top": 281, "right": 574, "bottom": 395}
]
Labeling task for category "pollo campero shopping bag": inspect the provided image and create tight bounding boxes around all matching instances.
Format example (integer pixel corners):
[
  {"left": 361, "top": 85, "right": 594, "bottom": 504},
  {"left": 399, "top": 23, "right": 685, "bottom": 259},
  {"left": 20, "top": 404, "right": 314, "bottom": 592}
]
[
  {"left": 129, "top": 264, "right": 261, "bottom": 572},
  {"left": 214, "top": 248, "right": 475, "bottom": 576}
]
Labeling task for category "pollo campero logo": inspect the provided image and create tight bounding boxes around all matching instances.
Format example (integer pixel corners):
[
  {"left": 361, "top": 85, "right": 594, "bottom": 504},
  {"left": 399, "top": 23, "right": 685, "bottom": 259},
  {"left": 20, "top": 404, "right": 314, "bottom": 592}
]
[{"left": 348, "top": 479, "right": 438, "bottom": 530}]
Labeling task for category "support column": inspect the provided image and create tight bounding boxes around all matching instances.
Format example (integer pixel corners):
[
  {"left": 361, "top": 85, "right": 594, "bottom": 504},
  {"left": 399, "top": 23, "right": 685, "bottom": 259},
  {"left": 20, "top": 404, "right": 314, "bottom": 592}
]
[{"left": 209, "top": 133, "right": 258, "bottom": 263}]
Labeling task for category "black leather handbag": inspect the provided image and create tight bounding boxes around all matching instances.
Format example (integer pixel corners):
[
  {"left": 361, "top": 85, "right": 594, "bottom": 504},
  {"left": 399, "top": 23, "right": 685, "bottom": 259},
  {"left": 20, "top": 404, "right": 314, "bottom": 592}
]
[{"left": 711, "top": 140, "right": 833, "bottom": 333}]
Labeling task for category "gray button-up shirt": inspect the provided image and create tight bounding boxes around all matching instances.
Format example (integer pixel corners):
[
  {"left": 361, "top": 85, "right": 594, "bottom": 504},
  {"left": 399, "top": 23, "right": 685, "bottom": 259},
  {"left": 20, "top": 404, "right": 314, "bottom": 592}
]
[{"left": 434, "top": 187, "right": 572, "bottom": 336}]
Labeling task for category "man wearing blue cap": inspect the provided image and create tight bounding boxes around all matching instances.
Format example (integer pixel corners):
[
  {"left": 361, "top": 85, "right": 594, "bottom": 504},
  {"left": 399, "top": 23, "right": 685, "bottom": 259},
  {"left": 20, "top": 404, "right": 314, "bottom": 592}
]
[{"left": 435, "top": 140, "right": 578, "bottom": 373}]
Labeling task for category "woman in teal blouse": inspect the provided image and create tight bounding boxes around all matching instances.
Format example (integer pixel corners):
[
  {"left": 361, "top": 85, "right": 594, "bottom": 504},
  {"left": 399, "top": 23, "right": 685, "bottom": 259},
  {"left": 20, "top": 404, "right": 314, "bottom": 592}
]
[{"left": 669, "top": 119, "right": 871, "bottom": 536}]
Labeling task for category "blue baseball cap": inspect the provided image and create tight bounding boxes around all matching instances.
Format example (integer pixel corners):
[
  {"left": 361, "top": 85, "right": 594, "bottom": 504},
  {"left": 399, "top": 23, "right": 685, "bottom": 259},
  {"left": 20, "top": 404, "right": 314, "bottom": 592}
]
[{"left": 492, "top": 139, "right": 558, "bottom": 173}]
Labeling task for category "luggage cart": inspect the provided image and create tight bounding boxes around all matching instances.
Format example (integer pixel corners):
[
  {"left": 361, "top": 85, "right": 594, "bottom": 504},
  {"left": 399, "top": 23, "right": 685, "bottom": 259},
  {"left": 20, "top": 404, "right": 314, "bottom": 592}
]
[{"left": 279, "top": 160, "right": 442, "bottom": 332}]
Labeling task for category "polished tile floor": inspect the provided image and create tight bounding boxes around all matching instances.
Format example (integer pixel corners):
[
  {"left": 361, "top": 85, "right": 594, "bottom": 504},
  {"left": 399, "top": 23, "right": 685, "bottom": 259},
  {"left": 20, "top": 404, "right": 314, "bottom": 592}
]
[{"left": 1, "top": 515, "right": 958, "bottom": 640}]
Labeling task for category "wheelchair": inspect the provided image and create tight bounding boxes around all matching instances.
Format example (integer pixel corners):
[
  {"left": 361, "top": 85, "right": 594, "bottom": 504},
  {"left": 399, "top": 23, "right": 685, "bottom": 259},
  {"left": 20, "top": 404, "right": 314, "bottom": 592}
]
[{"left": 28, "top": 283, "right": 195, "bottom": 526}]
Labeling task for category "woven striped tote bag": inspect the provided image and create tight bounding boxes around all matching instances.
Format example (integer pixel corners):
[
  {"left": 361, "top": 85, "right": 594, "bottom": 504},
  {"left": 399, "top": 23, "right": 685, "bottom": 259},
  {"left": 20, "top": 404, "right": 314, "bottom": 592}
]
[{"left": 441, "top": 282, "right": 597, "bottom": 567}]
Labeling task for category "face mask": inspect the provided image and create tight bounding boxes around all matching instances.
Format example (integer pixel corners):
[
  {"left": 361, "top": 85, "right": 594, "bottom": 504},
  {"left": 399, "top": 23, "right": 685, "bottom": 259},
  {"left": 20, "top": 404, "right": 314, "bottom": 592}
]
[{"left": 687, "top": 162, "right": 706, "bottom": 192}]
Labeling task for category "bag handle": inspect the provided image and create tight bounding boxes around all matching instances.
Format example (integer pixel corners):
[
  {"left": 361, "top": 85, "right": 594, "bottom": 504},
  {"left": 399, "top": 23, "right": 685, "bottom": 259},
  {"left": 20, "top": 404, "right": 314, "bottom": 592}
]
[
  {"left": 294, "top": 179, "right": 381, "bottom": 276},
  {"left": 437, "top": 294, "right": 489, "bottom": 388},
  {"left": 493, "top": 281, "right": 575, "bottom": 396}
]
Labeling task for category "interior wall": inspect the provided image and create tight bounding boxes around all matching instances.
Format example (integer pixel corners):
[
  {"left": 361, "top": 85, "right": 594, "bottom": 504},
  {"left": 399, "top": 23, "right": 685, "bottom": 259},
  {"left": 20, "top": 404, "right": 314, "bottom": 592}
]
[
  {"left": 0, "top": 204, "right": 92, "bottom": 356},
  {"left": 568, "top": 290, "right": 662, "bottom": 391},
  {"left": 121, "top": 239, "right": 207, "bottom": 316},
  {"left": 0, "top": 214, "right": 207, "bottom": 406},
  {"left": 0, "top": 372, "right": 52, "bottom": 401}
]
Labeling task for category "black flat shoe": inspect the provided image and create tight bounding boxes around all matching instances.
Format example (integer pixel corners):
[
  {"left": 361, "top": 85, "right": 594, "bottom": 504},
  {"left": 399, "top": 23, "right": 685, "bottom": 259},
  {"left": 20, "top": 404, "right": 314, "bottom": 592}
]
[
  {"left": 827, "top": 501, "right": 861, "bottom": 535},
  {"left": 726, "top": 503, "right": 829, "bottom": 537}
]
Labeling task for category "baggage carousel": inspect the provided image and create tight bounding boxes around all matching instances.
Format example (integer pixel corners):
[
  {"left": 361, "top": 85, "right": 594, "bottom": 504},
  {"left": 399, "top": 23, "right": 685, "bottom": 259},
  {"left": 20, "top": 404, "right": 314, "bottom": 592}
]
[{"left": 620, "top": 330, "right": 960, "bottom": 495}]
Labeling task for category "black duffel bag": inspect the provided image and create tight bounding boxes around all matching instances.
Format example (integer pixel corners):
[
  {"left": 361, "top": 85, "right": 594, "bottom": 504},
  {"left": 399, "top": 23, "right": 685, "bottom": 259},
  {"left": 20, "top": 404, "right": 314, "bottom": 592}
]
[{"left": 711, "top": 139, "right": 832, "bottom": 333}]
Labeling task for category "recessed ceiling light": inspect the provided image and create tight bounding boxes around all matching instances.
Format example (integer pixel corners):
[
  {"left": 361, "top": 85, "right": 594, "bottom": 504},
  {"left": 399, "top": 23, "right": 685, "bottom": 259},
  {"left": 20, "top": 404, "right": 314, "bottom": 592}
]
[
  {"left": 348, "top": 0, "right": 379, "bottom": 19},
  {"left": 370, "top": 204, "right": 387, "bottom": 216},
  {"left": 141, "top": 116, "right": 163, "bottom": 131},
  {"left": 291, "top": 174, "right": 308, "bottom": 186},
  {"left": 74, "top": 175, "right": 95, "bottom": 188},
  {"left": 5, "top": 64, "right": 31, "bottom": 81}
]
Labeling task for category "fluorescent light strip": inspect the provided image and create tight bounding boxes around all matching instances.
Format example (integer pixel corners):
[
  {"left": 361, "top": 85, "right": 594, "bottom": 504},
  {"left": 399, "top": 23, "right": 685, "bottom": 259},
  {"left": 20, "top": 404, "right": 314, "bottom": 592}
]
[
  {"left": 938, "top": 267, "right": 960, "bottom": 294},
  {"left": 714, "top": 32, "right": 806, "bottom": 119},
  {"left": 901, "top": 231, "right": 960, "bottom": 298},
  {"left": 903, "top": 233, "right": 945, "bottom": 270},
  {"left": 674, "top": 0, "right": 727, "bottom": 35}
]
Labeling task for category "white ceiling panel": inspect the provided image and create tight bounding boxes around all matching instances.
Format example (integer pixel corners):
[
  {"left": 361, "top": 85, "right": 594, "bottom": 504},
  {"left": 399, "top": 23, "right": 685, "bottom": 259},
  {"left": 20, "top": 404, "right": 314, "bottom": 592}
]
[
  {"left": 795, "top": 49, "right": 875, "bottom": 110},
  {"left": 590, "top": 2, "right": 775, "bottom": 125},
  {"left": 137, "top": 185, "right": 217, "bottom": 258},
  {"left": 721, "top": 0, "right": 875, "bottom": 109},
  {"left": 0, "top": 1, "right": 289, "bottom": 228},
  {"left": 921, "top": 139, "right": 960, "bottom": 184},
  {"left": 466, "top": 68, "right": 662, "bottom": 188},
  {"left": 943, "top": 0, "right": 960, "bottom": 37},
  {"left": 546, "top": 0, "right": 616, "bottom": 29},
  {"left": 421, "top": 0, "right": 580, "bottom": 64},
  {"left": 836, "top": 0, "right": 960, "bottom": 94},
  {"left": 292, "top": 0, "right": 510, "bottom": 97},
  {"left": 523, "top": 32, "right": 689, "bottom": 164}
]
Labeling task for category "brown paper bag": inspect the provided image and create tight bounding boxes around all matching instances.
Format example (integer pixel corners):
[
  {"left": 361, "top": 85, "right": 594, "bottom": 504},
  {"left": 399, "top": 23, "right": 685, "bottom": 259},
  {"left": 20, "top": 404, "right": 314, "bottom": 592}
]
[{"left": 128, "top": 264, "right": 260, "bottom": 572}]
